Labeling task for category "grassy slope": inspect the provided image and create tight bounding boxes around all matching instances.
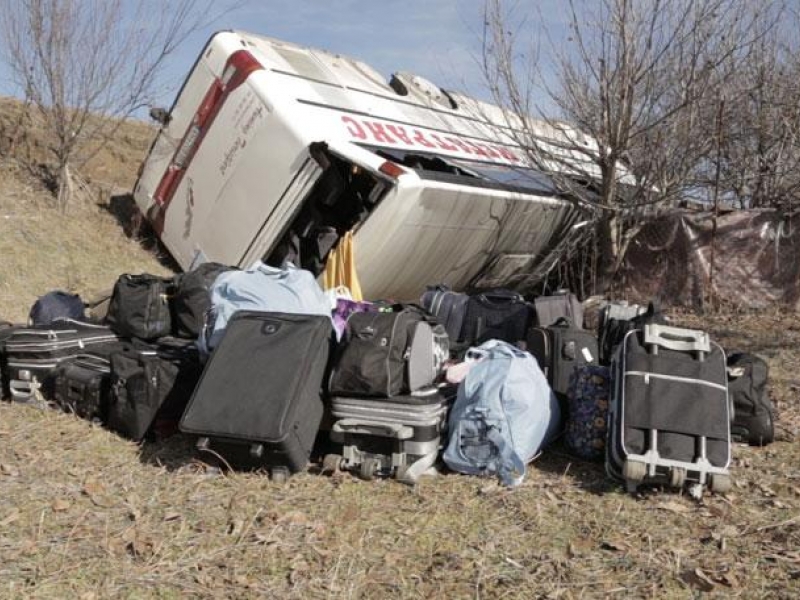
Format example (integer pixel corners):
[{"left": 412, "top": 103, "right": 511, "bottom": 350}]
[{"left": 0, "top": 97, "right": 799, "bottom": 598}]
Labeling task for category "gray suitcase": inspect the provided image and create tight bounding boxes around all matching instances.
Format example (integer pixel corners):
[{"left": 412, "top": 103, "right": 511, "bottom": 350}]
[
  {"left": 326, "top": 388, "right": 452, "bottom": 484},
  {"left": 607, "top": 323, "right": 733, "bottom": 496}
]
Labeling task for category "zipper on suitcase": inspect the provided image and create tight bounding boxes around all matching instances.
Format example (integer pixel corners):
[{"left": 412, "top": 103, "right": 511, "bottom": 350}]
[{"left": 624, "top": 370, "right": 728, "bottom": 392}]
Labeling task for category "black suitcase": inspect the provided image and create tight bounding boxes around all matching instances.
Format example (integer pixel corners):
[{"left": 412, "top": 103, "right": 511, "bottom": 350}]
[
  {"left": 527, "top": 318, "right": 599, "bottom": 399},
  {"left": 54, "top": 355, "right": 113, "bottom": 422},
  {"left": 4, "top": 320, "right": 121, "bottom": 402},
  {"left": 179, "top": 311, "right": 332, "bottom": 479},
  {"left": 460, "top": 289, "right": 532, "bottom": 346},
  {"left": 607, "top": 324, "right": 732, "bottom": 495}
]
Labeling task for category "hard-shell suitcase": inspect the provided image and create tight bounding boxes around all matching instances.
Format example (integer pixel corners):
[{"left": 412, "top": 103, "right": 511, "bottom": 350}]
[
  {"left": 607, "top": 323, "right": 732, "bottom": 495},
  {"left": 180, "top": 311, "right": 332, "bottom": 479},
  {"left": 326, "top": 388, "right": 452, "bottom": 484},
  {"left": 53, "top": 354, "right": 113, "bottom": 422},
  {"left": 527, "top": 318, "right": 599, "bottom": 399},
  {"left": 4, "top": 320, "right": 120, "bottom": 403}
]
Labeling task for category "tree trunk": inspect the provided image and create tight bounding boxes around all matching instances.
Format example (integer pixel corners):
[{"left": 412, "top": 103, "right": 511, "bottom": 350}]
[{"left": 56, "top": 161, "right": 73, "bottom": 213}]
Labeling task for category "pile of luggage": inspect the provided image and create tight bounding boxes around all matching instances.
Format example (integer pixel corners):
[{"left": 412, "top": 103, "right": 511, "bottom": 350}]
[{"left": 0, "top": 262, "right": 776, "bottom": 493}]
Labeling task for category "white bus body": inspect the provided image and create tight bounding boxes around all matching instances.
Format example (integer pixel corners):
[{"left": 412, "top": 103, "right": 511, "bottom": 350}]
[{"left": 133, "top": 31, "right": 586, "bottom": 299}]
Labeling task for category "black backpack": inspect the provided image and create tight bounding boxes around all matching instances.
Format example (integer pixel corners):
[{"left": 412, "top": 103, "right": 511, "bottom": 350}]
[
  {"left": 171, "top": 262, "right": 231, "bottom": 339},
  {"left": 329, "top": 306, "right": 448, "bottom": 398},
  {"left": 106, "top": 274, "right": 175, "bottom": 341},
  {"left": 727, "top": 352, "right": 774, "bottom": 446}
]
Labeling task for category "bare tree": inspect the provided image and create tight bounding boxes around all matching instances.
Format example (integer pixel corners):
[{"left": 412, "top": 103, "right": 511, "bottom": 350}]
[
  {"left": 481, "top": 0, "right": 768, "bottom": 291},
  {"left": 706, "top": 6, "right": 800, "bottom": 211},
  {"left": 0, "top": 0, "right": 234, "bottom": 209}
]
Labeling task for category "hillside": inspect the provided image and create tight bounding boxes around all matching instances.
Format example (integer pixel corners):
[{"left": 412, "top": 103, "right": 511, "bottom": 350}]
[
  {"left": 0, "top": 96, "right": 172, "bottom": 322},
  {"left": 0, "top": 96, "right": 799, "bottom": 598}
]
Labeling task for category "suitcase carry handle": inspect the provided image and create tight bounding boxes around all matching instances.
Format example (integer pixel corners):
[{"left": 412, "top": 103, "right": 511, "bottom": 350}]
[
  {"left": 72, "top": 354, "right": 111, "bottom": 369},
  {"left": 478, "top": 289, "right": 524, "bottom": 305},
  {"left": 644, "top": 324, "right": 710, "bottom": 353},
  {"left": 333, "top": 419, "right": 414, "bottom": 440}
]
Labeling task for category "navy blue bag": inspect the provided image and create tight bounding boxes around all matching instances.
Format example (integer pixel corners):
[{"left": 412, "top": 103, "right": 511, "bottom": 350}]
[{"left": 29, "top": 291, "right": 85, "bottom": 326}]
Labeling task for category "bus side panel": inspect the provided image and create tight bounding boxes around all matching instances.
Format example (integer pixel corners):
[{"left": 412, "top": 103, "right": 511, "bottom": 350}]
[
  {"left": 191, "top": 95, "right": 311, "bottom": 266},
  {"left": 354, "top": 183, "right": 573, "bottom": 300}
]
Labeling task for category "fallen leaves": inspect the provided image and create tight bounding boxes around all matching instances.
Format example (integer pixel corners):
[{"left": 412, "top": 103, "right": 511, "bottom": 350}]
[
  {"left": 82, "top": 479, "right": 114, "bottom": 508},
  {"left": 0, "top": 510, "right": 20, "bottom": 527},
  {"left": 681, "top": 568, "right": 716, "bottom": 592},
  {"left": 1, "top": 463, "right": 19, "bottom": 477},
  {"left": 657, "top": 500, "right": 693, "bottom": 514},
  {"left": 51, "top": 498, "right": 71, "bottom": 512}
]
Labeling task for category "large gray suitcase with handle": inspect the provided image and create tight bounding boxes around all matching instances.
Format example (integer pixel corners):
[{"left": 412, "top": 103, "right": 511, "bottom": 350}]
[{"left": 607, "top": 323, "right": 732, "bottom": 496}]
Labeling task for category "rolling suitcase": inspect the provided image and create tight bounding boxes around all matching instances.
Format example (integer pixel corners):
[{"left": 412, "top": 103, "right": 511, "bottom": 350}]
[
  {"left": 4, "top": 320, "right": 121, "bottom": 404},
  {"left": 607, "top": 323, "right": 732, "bottom": 495},
  {"left": 326, "top": 388, "right": 452, "bottom": 484},
  {"left": 180, "top": 311, "right": 332, "bottom": 480}
]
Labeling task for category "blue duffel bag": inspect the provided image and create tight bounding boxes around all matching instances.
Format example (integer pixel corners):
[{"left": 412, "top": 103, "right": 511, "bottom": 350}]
[{"left": 443, "top": 339, "right": 561, "bottom": 486}]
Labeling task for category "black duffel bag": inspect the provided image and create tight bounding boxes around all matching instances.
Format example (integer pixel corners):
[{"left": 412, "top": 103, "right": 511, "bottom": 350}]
[
  {"left": 106, "top": 274, "right": 175, "bottom": 341},
  {"left": 171, "top": 262, "right": 232, "bottom": 339},
  {"left": 727, "top": 352, "right": 774, "bottom": 446},
  {"left": 105, "top": 338, "right": 203, "bottom": 441}
]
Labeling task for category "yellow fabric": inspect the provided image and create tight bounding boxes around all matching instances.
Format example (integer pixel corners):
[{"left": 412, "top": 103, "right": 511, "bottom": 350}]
[{"left": 323, "top": 231, "right": 363, "bottom": 301}]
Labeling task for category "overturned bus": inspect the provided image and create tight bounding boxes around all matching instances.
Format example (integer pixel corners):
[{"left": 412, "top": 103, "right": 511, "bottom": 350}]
[{"left": 133, "top": 30, "right": 591, "bottom": 299}]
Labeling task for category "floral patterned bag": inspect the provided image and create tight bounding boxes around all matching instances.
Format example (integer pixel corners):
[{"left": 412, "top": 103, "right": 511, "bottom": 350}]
[{"left": 565, "top": 365, "right": 611, "bottom": 461}]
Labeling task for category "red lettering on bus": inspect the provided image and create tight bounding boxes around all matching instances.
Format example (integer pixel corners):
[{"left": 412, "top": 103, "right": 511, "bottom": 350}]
[
  {"left": 429, "top": 134, "right": 459, "bottom": 152},
  {"left": 496, "top": 147, "right": 520, "bottom": 162},
  {"left": 411, "top": 129, "right": 436, "bottom": 148},
  {"left": 342, "top": 115, "right": 367, "bottom": 139},
  {"left": 476, "top": 143, "right": 500, "bottom": 158},
  {"left": 363, "top": 121, "right": 397, "bottom": 144},
  {"left": 444, "top": 137, "right": 475, "bottom": 155},
  {"left": 385, "top": 124, "right": 413, "bottom": 145}
]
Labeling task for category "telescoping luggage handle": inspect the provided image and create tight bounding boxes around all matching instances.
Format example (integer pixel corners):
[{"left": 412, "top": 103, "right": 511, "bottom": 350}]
[{"left": 643, "top": 324, "right": 710, "bottom": 354}]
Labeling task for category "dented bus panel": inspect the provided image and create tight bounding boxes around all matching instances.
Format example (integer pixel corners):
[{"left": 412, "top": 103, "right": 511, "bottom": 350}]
[{"left": 133, "top": 30, "right": 584, "bottom": 299}]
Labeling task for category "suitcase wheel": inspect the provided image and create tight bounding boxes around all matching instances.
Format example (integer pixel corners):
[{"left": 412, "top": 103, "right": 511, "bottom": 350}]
[
  {"left": 622, "top": 460, "right": 646, "bottom": 484},
  {"left": 270, "top": 467, "right": 289, "bottom": 485},
  {"left": 322, "top": 453, "right": 343, "bottom": 474},
  {"left": 359, "top": 457, "right": 381, "bottom": 481},
  {"left": 668, "top": 467, "right": 687, "bottom": 489},
  {"left": 709, "top": 473, "right": 732, "bottom": 494}
]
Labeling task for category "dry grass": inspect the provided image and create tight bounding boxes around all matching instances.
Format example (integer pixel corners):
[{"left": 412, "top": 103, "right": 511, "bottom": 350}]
[{"left": 1, "top": 97, "right": 799, "bottom": 598}]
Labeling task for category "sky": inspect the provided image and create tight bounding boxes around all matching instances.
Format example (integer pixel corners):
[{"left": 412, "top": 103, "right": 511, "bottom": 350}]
[{"left": 0, "top": 0, "right": 569, "bottom": 119}]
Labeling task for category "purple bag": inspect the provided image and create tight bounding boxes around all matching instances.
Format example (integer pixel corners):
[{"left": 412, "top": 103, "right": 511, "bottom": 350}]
[{"left": 333, "top": 298, "right": 375, "bottom": 339}]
